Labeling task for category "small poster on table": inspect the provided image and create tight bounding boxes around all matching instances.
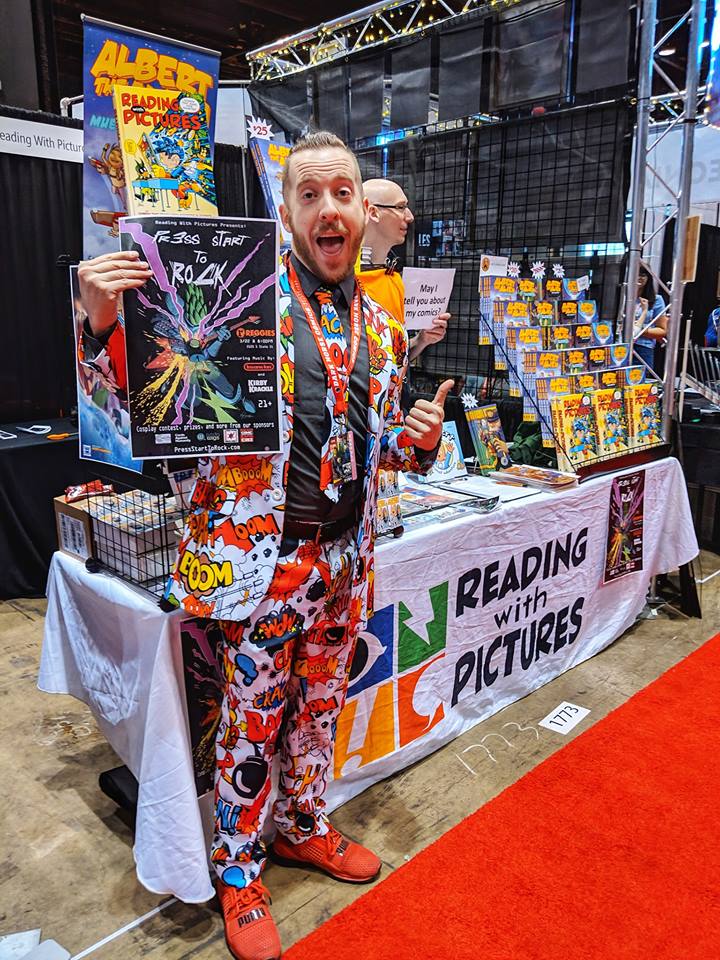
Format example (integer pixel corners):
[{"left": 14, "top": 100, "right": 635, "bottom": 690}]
[
  {"left": 604, "top": 469, "right": 645, "bottom": 583},
  {"left": 412, "top": 420, "right": 467, "bottom": 484},
  {"left": 402, "top": 266, "right": 456, "bottom": 329},
  {"left": 70, "top": 266, "right": 143, "bottom": 473},
  {"left": 120, "top": 215, "right": 280, "bottom": 459}
]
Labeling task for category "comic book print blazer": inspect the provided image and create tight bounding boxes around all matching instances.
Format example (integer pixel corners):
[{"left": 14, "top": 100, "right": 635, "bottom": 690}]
[{"left": 163, "top": 259, "right": 432, "bottom": 624}]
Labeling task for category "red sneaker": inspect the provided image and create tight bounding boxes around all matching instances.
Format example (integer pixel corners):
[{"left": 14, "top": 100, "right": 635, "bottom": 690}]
[
  {"left": 270, "top": 825, "right": 381, "bottom": 884},
  {"left": 216, "top": 878, "right": 281, "bottom": 960}
]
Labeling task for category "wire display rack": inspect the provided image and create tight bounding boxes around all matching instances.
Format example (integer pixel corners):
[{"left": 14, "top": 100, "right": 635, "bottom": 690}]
[{"left": 355, "top": 102, "right": 631, "bottom": 400}]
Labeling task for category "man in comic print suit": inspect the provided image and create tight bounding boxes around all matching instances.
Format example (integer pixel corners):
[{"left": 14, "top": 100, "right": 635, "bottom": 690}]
[{"left": 79, "top": 131, "right": 453, "bottom": 960}]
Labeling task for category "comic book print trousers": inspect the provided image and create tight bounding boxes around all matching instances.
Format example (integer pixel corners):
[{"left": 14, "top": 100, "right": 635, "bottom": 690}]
[{"left": 211, "top": 526, "right": 360, "bottom": 890}]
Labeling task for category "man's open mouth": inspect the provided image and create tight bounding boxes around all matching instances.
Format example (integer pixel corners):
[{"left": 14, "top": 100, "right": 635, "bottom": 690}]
[{"left": 316, "top": 235, "right": 345, "bottom": 255}]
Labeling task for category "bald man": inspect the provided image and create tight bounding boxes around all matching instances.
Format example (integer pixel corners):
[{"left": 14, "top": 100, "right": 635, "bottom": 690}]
[{"left": 362, "top": 178, "right": 449, "bottom": 362}]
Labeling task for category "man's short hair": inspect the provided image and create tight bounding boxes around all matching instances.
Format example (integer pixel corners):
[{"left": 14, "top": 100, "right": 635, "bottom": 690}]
[{"left": 281, "top": 130, "right": 362, "bottom": 199}]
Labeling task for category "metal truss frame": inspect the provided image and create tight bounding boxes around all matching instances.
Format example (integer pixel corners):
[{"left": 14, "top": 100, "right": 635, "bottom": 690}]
[
  {"left": 623, "top": 0, "right": 708, "bottom": 439},
  {"left": 246, "top": 0, "right": 519, "bottom": 80}
]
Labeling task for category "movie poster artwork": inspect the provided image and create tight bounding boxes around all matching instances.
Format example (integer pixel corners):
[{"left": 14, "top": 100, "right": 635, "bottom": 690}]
[
  {"left": 604, "top": 469, "right": 645, "bottom": 583},
  {"left": 119, "top": 216, "right": 280, "bottom": 459},
  {"left": 70, "top": 266, "right": 142, "bottom": 473}
]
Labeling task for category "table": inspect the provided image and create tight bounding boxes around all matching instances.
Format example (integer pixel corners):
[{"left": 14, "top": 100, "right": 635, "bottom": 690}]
[
  {"left": 39, "top": 457, "right": 698, "bottom": 903},
  {"left": 0, "top": 417, "right": 85, "bottom": 598}
]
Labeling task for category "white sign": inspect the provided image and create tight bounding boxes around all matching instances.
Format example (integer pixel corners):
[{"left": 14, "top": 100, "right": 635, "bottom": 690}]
[
  {"left": 478, "top": 254, "right": 509, "bottom": 278},
  {"left": 539, "top": 701, "right": 590, "bottom": 735},
  {"left": 0, "top": 116, "right": 83, "bottom": 163},
  {"left": 325, "top": 457, "right": 697, "bottom": 812},
  {"left": 402, "top": 266, "right": 456, "bottom": 329}
]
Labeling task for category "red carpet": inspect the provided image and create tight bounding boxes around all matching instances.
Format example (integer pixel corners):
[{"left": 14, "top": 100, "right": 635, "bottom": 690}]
[{"left": 285, "top": 635, "right": 720, "bottom": 960}]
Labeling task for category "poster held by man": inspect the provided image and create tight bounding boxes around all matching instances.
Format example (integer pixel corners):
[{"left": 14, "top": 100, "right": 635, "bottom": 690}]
[{"left": 119, "top": 216, "right": 281, "bottom": 459}]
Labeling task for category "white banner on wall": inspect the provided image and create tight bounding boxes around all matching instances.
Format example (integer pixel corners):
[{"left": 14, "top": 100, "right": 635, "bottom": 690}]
[
  {"left": 0, "top": 116, "right": 83, "bottom": 163},
  {"left": 326, "top": 456, "right": 698, "bottom": 809},
  {"left": 645, "top": 123, "right": 720, "bottom": 208}
]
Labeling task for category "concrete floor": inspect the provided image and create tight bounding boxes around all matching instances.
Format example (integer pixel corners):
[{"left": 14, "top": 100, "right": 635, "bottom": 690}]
[{"left": 1, "top": 550, "right": 719, "bottom": 958}]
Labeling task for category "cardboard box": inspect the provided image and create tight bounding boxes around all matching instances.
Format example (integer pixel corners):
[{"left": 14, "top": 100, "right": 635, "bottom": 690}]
[{"left": 54, "top": 496, "right": 93, "bottom": 561}]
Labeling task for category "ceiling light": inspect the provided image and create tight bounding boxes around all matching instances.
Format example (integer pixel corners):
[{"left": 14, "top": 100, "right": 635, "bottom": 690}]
[{"left": 658, "top": 47, "right": 676, "bottom": 56}]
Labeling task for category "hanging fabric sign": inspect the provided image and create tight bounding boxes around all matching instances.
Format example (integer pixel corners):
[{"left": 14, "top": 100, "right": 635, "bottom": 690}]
[{"left": 82, "top": 16, "right": 220, "bottom": 258}]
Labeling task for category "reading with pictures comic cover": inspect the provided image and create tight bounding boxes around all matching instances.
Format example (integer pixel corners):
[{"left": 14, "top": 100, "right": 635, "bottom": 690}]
[
  {"left": 465, "top": 404, "right": 512, "bottom": 473},
  {"left": 553, "top": 392, "right": 600, "bottom": 468},
  {"left": 119, "top": 216, "right": 280, "bottom": 458},
  {"left": 627, "top": 381, "right": 662, "bottom": 448},
  {"left": 593, "top": 387, "right": 630, "bottom": 456},
  {"left": 113, "top": 84, "right": 217, "bottom": 217},
  {"left": 604, "top": 470, "right": 645, "bottom": 582}
]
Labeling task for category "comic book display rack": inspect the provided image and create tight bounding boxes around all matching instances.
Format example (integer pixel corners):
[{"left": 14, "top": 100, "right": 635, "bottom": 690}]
[{"left": 478, "top": 260, "right": 668, "bottom": 480}]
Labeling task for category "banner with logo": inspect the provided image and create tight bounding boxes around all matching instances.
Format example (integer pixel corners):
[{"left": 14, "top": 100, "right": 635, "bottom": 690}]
[
  {"left": 82, "top": 17, "right": 220, "bottom": 258},
  {"left": 325, "top": 457, "right": 696, "bottom": 809}
]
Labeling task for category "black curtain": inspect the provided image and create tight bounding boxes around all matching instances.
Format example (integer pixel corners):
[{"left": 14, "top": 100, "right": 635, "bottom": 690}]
[
  {"left": 248, "top": 76, "right": 311, "bottom": 139},
  {"left": 0, "top": 105, "right": 82, "bottom": 423},
  {"left": 0, "top": 112, "right": 258, "bottom": 425}
]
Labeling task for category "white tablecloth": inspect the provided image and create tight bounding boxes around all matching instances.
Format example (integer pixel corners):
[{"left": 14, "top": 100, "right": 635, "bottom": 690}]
[{"left": 39, "top": 457, "right": 698, "bottom": 903}]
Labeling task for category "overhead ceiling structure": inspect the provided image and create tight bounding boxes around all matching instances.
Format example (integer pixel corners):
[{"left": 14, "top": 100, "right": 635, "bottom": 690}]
[{"left": 48, "top": 0, "right": 362, "bottom": 104}]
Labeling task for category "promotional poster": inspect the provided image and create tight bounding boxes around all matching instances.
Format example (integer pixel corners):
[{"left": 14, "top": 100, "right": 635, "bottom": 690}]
[
  {"left": 70, "top": 266, "right": 142, "bottom": 473},
  {"left": 247, "top": 118, "right": 292, "bottom": 247},
  {"left": 82, "top": 17, "right": 220, "bottom": 257},
  {"left": 119, "top": 216, "right": 280, "bottom": 458},
  {"left": 112, "top": 83, "right": 217, "bottom": 217},
  {"left": 604, "top": 469, "right": 645, "bottom": 582}
]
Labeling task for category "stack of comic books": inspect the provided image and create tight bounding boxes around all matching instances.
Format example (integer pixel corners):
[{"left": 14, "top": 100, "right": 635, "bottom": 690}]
[{"left": 478, "top": 258, "right": 664, "bottom": 473}]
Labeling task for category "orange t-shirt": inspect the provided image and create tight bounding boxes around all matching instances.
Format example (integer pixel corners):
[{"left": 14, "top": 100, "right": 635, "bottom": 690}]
[{"left": 357, "top": 269, "right": 405, "bottom": 325}]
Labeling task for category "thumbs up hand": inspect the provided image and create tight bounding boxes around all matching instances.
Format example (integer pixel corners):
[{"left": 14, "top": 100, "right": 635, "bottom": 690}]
[{"left": 403, "top": 379, "right": 454, "bottom": 451}]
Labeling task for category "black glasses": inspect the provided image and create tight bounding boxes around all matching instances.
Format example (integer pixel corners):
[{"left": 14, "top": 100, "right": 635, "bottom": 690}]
[{"left": 373, "top": 202, "right": 411, "bottom": 212}]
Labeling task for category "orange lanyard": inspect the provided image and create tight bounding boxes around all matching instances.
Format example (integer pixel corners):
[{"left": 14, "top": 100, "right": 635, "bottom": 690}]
[{"left": 287, "top": 260, "right": 361, "bottom": 416}]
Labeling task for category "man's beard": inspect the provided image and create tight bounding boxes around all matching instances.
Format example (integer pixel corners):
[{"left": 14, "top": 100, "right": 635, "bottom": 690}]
[{"left": 292, "top": 230, "right": 361, "bottom": 285}]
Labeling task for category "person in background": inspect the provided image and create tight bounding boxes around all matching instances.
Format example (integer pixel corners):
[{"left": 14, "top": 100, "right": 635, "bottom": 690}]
[
  {"left": 361, "top": 178, "right": 449, "bottom": 362},
  {"left": 704, "top": 299, "right": 720, "bottom": 347},
  {"left": 633, "top": 268, "right": 667, "bottom": 371}
]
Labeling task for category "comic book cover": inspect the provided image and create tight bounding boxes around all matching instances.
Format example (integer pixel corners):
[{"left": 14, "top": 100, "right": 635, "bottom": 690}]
[
  {"left": 248, "top": 126, "right": 292, "bottom": 248},
  {"left": 377, "top": 469, "right": 402, "bottom": 533},
  {"left": 483, "top": 277, "right": 517, "bottom": 357},
  {"left": 517, "top": 278, "right": 537, "bottom": 302},
  {"left": 514, "top": 327, "right": 542, "bottom": 401},
  {"left": 573, "top": 323, "right": 594, "bottom": 348},
  {"left": 465, "top": 404, "right": 512, "bottom": 473},
  {"left": 113, "top": 84, "right": 217, "bottom": 217},
  {"left": 560, "top": 300, "right": 579, "bottom": 322},
  {"left": 496, "top": 300, "right": 530, "bottom": 372},
  {"left": 119, "top": 215, "right": 280, "bottom": 459},
  {"left": 544, "top": 374, "right": 573, "bottom": 448},
  {"left": 619, "top": 365, "right": 646, "bottom": 388},
  {"left": 598, "top": 368, "right": 620, "bottom": 390},
  {"left": 593, "top": 387, "right": 630, "bottom": 456},
  {"left": 592, "top": 320, "right": 614, "bottom": 346},
  {"left": 535, "top": 300, "right": 555, "bottom": 326},
  {"left": 544, "top": 278, "right": 563, "bottom": 301},
  {"left": 562, "top": 278, "right": 583, "bottom": 301},
  {"left": 70, "top": 266, "right": 142, "bottom": 473},
  {"left": 553, "top": 391, "right": 600, "bottom": 469},
  {"left": 609, "top": 343, "right": 631, "bottom": 367},
  {"left": 588, "top": 346, "right": 610, "bottom": 371},
  {"left": 577, "top": 300, "right": 598, "bottom": 323},
  {"left": 544, "top": 324, "right": 574, "bottom": 350},
  {"left": 604, "top": 470, "right": 645, "bottom": 583},
  {"left": 414, "top": 420, "right": 467, "bottom": 484},
  {"left": 627, "top": 381, "right": 662, "bottom": 448},
  {"left": 563, "top": 348, "right": 589, "bottom": 374},
  {"left": 573, "top": 372, "right": 597, "bottom": 395}
]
